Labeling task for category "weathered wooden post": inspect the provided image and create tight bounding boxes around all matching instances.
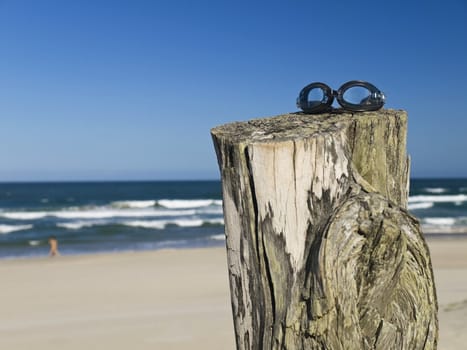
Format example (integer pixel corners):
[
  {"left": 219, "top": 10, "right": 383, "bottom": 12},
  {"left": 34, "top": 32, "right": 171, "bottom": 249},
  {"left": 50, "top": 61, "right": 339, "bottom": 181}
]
[{"left": 211, "top": 110, "right": 438, "bottom": 349}]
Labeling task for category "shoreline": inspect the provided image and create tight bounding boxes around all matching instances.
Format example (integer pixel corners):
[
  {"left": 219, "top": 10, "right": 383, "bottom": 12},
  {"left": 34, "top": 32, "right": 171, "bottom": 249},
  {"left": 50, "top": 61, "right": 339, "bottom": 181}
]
[
  {"left": 2, "top": 233, "right": 467, "bottom": 262},
  {"left": 0, "top": 241, "right": 227, "bottom": 262},
  {"left": 0, "top": 238, "right": 466, "bottom": 349}
]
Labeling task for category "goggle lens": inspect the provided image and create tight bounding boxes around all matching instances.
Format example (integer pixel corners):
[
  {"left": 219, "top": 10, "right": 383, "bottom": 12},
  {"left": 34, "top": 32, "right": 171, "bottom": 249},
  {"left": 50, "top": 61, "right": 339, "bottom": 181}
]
[
  {"left": 307, "top": 87, "right": 325, "bottom": 104},
  {"left": 341, "top": 86, "right": 372, "bottom": 106}
]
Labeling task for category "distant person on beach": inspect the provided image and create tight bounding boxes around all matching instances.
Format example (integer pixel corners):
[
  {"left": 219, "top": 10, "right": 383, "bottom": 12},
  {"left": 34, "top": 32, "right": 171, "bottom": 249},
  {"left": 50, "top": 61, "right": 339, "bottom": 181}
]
[{"left": 48, "top": 236, "right": 60, "bottom": 257}]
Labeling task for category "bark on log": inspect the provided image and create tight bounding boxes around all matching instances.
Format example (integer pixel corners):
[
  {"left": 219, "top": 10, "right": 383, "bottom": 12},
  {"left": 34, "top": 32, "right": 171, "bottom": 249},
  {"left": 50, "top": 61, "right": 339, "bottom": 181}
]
[{"left": 211, "top": 110, "right": 438, "bottom": 350}]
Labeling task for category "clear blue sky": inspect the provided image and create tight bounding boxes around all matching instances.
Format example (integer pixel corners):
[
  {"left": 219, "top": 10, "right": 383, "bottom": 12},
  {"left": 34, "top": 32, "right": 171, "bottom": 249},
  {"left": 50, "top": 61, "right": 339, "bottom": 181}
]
[{"left": 1, "top": 0, "right": 466, "bottom": 181}]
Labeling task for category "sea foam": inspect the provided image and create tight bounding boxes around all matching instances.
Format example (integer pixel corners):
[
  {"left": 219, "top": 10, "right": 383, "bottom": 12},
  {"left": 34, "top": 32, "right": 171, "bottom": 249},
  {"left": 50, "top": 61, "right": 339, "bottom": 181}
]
[
  {"left": 122, "top": 218, "right": 224, "bottom": 230},
  {"left": 111, "top": 200, "right": 157, "bottom": 209},
  {"left": 157, "top": 199, "right": 222, "bottom": 209},
  {"left": 407, "top": 202, "right": 434, "bottom": 210},
  {"left": 123, "top": 220, "right": 168, "bottom": 229},
  {"left": 423, "top": 217, "right": 457, "bottom": 226},
  {"left": 1, "top": 208, "right": 197, "bottom": 220},
  {"left": 53, "top": 209, "right": 158, "bottom": 219},
  {"left": 424, "top": 188, "right": 447, "bottom": 194},
  {"left": 205, "top": 218, "right": 225, "bottom": 225},
  {"left": 173, "top": 219, "right": 204, "bottom": 227},
  {"left": 210, "top": 234, "right": 226, "bottom": 241},
  {"left": 408, "top": 194, "right": 467, "bottom": 204},
  {"left": 0, "top": 224, "right": 33, "bottom": 234},
  {"left": 56, "top": 221, "right": 106, "bottom": 230},
  {"left": 2, "top": 212, "right": 48, "bottom": 220}
]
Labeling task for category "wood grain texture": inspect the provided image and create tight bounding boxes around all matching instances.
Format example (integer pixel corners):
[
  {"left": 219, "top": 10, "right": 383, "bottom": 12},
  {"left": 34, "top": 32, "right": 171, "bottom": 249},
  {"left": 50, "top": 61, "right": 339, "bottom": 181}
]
[{"left": 211, "top": 110, "right": 438, "bottom": 349}]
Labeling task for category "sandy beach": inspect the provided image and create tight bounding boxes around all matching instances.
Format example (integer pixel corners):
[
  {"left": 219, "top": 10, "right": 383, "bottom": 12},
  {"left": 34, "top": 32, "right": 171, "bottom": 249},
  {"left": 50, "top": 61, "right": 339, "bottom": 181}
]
[{"left": 0, "top": 238, "right": 466, "bottom": 349}]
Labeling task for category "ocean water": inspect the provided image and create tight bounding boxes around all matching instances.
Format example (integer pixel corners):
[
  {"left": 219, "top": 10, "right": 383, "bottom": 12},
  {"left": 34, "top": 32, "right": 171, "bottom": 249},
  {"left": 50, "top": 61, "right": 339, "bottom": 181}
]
[
  {"left": 408, "top": 178, "right": 467, "bottom": 235},
  {"left": 0, "top": 181, "right": 224, "bottom": 259},
  {"left": 0, "top": 179, "right": 466, "bottom": 259}
]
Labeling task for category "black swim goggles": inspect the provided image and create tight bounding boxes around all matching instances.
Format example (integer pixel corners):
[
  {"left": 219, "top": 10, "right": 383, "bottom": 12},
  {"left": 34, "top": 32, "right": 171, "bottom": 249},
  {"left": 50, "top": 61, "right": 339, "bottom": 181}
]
[{"left": 296, "top": 80, "right": 385, "bottom": 114}]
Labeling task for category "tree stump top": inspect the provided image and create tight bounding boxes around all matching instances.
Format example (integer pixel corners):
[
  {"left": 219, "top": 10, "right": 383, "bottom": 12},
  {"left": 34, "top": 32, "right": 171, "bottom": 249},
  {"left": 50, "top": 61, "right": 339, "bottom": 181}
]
[
  {"left": 212, "top": 109, "right": 409, "bottom": 208},
  {"left": 211, "top": 109, "right": 407, "bottom": 144}
]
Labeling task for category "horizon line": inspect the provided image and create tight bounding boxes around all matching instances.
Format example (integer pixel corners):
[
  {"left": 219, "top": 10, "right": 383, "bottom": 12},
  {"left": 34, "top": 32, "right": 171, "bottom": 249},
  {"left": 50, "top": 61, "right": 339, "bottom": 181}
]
[{"left": 0, "top": 176, "right": 467, "bottom": 184}]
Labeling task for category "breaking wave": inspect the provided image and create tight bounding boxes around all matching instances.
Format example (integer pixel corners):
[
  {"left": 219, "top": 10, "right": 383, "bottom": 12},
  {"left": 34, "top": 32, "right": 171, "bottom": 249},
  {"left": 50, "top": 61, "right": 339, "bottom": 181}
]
[
  {"left": 0, "top": 224, "right": 33, "bottom": 234},
  {"left": 157, "top": 199, "right": 222, "bottom": 209},
  {"left": 111, "top": 200, "right": 157, "bottom": 209},
  {"left": 408, "top": 194, "right": 467, "bottom": 204},
  {"left": 407, "top": 202, "right": 434, "bottom": 210},
  {"left": 424, "top": 188, "right": 447, "bottom": 194},
  {"left": 122, "top": 218, "right": 224, "bottom": 230}
]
